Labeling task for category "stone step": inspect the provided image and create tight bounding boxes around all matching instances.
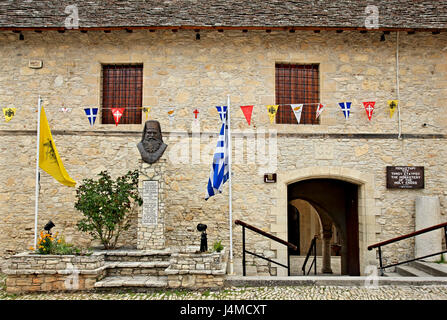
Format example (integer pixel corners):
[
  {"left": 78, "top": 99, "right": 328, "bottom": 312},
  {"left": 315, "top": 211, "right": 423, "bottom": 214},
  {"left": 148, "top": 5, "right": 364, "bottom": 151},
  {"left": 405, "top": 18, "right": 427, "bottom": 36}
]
[
  {"left": 383, "top": 272, "right": 404, "bottom": 277},
  {"left": 103, "top": 249, "right": 171, "bottom": 262},
  {"left": 410, "top": 261, "right": 447, "bottom": 277},
  {"left": 104, "top": 261, "right": 170, "bottom": 276},
  {"left": 94, "top": 275, "right": 168, "bottom": 289},
  {"left": 395, "top": 265, "right": 433, "bottom": 277}
]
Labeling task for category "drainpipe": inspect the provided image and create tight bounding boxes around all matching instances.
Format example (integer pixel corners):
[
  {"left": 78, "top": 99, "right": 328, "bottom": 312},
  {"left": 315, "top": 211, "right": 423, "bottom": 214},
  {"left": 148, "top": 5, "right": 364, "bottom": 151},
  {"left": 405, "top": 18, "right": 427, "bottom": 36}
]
[{"left": 396, "top": 31, "right": 402, "bottom": 139}]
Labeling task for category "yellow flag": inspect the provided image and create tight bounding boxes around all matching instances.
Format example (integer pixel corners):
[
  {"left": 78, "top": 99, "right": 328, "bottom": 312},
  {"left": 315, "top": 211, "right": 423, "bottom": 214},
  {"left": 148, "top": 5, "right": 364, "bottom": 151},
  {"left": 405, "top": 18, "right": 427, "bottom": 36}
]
[
  {"left": 3, "top": 108, "right": 16, "bottom": 122},
  {"left": 388, "top": 100, "right": 398, "bottom": 118},
  {"left": 39, "top": 107, "right": 76, "bottom": 187},
  {"left": 267, "top": 105, "right": 279, "bottom": 124}
]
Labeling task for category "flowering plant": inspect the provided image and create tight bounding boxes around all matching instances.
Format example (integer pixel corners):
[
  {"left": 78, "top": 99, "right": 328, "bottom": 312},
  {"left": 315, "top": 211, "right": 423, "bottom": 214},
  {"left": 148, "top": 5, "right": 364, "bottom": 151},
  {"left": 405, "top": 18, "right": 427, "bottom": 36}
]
[{"left": 29, "top": 231, "right": 84, "bottom": 255}]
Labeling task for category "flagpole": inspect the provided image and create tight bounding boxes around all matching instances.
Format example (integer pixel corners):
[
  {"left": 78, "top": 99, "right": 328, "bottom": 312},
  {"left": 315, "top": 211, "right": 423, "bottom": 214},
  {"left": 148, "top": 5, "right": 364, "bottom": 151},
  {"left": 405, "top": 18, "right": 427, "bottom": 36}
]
[
  {"left": 34, "top": 96, "right": 42, "bottom": 249},
  {"left": 227, "top": 94, "right": 234, "bottom": 275}
]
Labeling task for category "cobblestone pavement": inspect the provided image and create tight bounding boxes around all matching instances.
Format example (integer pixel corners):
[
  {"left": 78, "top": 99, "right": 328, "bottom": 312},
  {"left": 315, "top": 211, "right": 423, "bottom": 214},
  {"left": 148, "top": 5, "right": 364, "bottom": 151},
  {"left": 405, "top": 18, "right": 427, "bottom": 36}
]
[{"left": 1, "top": 273, "right": 447, "bottom": 300}]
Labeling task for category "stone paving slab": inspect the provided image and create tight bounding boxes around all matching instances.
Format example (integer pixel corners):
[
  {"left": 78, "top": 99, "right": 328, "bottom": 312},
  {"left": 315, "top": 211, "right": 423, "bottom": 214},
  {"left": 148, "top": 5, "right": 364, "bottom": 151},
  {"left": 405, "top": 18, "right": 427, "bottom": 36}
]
[
  {"left": 94, "top": 275, "right": 168, "bottom": 288},
  {"left": 225, "top": 275, "right": 447, "bottom": 287}
]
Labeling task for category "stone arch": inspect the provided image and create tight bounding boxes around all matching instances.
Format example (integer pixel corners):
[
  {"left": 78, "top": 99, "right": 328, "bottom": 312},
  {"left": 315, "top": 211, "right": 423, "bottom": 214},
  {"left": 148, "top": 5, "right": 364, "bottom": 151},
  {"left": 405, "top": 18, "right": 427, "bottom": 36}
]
[{"left": 270, "top": 166, "right": 378, "bottom": 276}]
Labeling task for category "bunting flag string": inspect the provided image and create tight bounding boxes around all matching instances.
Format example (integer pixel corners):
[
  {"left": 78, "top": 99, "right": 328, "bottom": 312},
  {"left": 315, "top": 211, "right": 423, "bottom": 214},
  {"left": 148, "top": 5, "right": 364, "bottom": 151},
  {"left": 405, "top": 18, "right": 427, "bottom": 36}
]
[
  {"left": 111, "top": 107, "right": 125, "bottom": 126},
  {"left": 84, "top": 108, "right": 98, "bottom": 126},
  {"left": 2, "top": 99, "right": 406, "bottom": 126},
  {"left": 339, "top": 102, "right": 351, "bottom": 120},
  {"left": 3, "top": 107, "right": 16, "bottom": 122},
  {"left": 267, "top": 105, "right": 279, "bottom": 124},
  {"left": 363, "top": 101, "right": 375, "bottom": 121},
  {"left": 388, "top": 100, "right": 398, "bottom": 118},
  {"left": 291, "top": 104, "right": 303, "bottom": 124},
  {"left": 240, "top": 105, "right": 253, "bottom": 126}
]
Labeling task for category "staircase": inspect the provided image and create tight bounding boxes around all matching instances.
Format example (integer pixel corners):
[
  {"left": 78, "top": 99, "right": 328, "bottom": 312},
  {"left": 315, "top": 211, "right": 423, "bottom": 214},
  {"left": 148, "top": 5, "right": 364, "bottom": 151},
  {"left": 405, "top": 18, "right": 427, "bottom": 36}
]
[
  {"left": 94, "top": 248, "right": 171, "bottom": 290},
  {"left": 384, "top": 261, "right": 447, "bottom": 277}
]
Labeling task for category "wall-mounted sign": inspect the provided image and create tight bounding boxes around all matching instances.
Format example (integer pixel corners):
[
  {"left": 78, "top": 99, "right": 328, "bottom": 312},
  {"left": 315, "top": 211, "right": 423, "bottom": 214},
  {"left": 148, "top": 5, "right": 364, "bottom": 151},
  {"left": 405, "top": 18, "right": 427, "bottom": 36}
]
[
  {"left": 264, "top": 173, "right": 277, "bottom": 183},
  {"left": 29, "top": 60, "right": 43, "bottom": 69},
  {"left": 386, "top": 166, "right": 424, "bottom": 189}
]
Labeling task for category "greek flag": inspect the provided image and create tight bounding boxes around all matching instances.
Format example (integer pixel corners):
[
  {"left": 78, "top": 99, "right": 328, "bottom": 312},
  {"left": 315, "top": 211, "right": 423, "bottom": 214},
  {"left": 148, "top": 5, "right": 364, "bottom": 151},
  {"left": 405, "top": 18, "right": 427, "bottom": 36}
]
[{"left": 205, "top": 106, "right": 229, "bottom": 200}]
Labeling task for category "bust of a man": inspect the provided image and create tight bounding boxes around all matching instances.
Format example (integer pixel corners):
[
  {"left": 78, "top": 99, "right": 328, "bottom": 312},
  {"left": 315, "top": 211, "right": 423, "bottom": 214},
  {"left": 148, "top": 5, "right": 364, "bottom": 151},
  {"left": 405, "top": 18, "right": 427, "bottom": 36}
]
[{"left": 137, "top": 120, "right": 168, "bottom": 164}]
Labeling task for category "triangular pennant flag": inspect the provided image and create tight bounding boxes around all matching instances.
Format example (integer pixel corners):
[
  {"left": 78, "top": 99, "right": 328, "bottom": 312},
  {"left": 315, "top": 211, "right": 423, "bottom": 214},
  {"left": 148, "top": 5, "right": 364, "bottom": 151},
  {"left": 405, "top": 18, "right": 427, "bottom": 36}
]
[
  {"left": 59, "top": 107, "right": 72, "bottom": 113},
  {"left": 216, "top": 106, "right": 227, "bottom": 122},
  {"left": 193, "top": 109, "right": 200, "bottom": 120},
  {"left": 168, "top": 108, "right": 175, "bottom": 125},
  {"left": 142, "top": 107, "right": 151, "bottom": 120},
  {"left": 316, "top": 104, "right": 325, "bottom": 119},
  {"left": 363, "top": 102, "right": 375, "bottom": 121},
  {"left": 3, "top": 108, "right": 16, "bottom": 122},
  {"left": 84, "top": 108, "right": 98, "bottom": 126},
  {"left": 339, "top": 102, "right": 351, "bottom": 120},
  {"left": 111, "top": 108, "right": 125, "bottom": 126},
  {"left": 388, "top": 100, "right": 398, "bottom": 118},
  {"left": 240, "top": 105, "right": 253, "bottom": 126},
  {"left": 39, "top": 107, "right": 76, "bottom": 187},
  {"left": 267, "top": 105, "right": 279, "bottom": 124},
  {"left": 291, "top": 104, "right": 303, "bottom": 124}
]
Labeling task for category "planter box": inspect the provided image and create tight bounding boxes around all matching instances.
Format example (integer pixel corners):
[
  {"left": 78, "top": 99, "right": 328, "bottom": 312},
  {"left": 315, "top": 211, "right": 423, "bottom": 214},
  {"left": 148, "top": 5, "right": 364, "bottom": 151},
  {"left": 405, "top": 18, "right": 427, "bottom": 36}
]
[
  {"left": 4, "top": 252, "right": 106, "bottom": 293},
  {"left": 165, "top": 246, "right": 227, "bottom": 289}
]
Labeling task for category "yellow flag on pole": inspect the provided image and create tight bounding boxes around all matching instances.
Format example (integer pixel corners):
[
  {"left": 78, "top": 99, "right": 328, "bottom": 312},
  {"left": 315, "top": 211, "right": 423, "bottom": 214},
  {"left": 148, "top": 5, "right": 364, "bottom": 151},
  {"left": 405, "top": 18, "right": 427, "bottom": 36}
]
[{"left": 39, "top": 107, "right": 76, "bottom": 187}]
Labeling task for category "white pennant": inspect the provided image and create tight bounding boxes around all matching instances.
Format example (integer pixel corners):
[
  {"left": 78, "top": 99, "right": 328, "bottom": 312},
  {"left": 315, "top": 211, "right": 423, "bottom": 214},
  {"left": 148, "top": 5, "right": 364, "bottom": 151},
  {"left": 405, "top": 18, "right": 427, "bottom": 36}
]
[
  {"left": 291, "top": 104, "right": 303, "bottom": 124},
  {"left": 316, "top": 104, "right": 325, "bottom": 119}
]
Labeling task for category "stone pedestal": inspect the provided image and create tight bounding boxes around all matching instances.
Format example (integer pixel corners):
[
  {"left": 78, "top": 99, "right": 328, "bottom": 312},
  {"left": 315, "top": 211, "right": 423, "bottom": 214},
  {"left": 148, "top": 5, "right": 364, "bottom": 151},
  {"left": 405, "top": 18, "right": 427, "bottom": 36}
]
[
  {"left": 415, "top": 196, "right": 441, "bottom": 262},
  {"left": 137, "top": 159, "right": 167, "bottom": 250}
]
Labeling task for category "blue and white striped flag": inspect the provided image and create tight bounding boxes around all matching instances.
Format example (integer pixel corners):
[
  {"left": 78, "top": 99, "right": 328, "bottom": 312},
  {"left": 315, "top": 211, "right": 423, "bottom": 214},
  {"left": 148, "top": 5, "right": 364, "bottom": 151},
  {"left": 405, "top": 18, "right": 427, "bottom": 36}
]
[{"left": 205, "top": 106, "right": 229, "bottom": 200}]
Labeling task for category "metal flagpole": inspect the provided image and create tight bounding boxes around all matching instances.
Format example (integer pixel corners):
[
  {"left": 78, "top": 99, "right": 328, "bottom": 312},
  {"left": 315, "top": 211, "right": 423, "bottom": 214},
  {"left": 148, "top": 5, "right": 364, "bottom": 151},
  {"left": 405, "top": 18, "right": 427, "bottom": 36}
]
[
  {"left": 227, "top": 94, "right": 234, "bottom": 275},
  {"left": 34, "top": 96, "right": 42, "bottom": 249}
]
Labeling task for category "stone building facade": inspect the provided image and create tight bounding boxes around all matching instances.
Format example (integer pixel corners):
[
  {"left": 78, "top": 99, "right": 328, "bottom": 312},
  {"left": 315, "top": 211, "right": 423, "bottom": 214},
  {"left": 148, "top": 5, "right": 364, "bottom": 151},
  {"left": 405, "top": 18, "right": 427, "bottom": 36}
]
[{"left": 0, "top": 1, "right": 446, "bottom": 276}]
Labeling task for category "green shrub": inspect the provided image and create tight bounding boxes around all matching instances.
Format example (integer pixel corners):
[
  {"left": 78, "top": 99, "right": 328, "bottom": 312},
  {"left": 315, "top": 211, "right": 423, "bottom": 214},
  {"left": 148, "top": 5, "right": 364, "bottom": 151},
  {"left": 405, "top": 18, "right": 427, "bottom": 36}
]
[
  {"left": 212, "top": 240, "right": 224, "bottom": 252},
  {"left": 75, "top": 170, "right": 142, "bottom": 250}
]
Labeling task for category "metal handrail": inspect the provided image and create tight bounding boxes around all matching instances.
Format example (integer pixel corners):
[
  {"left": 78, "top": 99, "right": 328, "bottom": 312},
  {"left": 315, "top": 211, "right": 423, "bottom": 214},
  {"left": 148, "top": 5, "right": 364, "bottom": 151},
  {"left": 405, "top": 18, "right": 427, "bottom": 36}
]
[
  {"left": 368, "top": 221, "right": 447, "bottom": 275},
  {"left": 302, "top": 236, "right": 317, "bottom": 275},
  {"left": 235, "top": 219, "right": 298, "bottom": 276}
]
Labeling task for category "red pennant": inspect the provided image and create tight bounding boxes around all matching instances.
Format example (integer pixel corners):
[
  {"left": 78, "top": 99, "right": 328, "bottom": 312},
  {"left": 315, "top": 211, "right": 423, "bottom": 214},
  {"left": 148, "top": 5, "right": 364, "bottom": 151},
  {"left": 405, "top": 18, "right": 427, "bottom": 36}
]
[
  {"left": 111, "top": 108, "right": 125, "bottom": 126},
  {"left": 240, "top": 105, "right": 254, "bottom": 126},
  {"left": 363, "top": 102, "right": 375, "bottom": 121}
]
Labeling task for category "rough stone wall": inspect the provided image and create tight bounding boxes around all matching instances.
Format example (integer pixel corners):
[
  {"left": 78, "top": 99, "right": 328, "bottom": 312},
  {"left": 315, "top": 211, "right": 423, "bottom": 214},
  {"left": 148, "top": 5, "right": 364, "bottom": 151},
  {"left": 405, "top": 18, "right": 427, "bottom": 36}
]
[{"left": 0, "top": 30, "right": 446, "bottom": 274}]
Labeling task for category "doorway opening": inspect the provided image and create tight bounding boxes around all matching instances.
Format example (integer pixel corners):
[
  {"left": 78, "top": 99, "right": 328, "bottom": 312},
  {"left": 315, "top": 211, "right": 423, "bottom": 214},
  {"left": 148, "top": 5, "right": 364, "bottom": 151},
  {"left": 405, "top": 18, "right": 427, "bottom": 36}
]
[{"left": 288, "top": 178, "right": 360, "bottom": 276}]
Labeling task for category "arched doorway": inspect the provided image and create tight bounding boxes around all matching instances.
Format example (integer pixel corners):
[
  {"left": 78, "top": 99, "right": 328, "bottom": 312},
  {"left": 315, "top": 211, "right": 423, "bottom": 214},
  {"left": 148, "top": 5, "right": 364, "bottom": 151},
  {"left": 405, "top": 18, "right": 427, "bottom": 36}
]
[{"left": 288, "top": 179, "right": 360, "bottom": 276}]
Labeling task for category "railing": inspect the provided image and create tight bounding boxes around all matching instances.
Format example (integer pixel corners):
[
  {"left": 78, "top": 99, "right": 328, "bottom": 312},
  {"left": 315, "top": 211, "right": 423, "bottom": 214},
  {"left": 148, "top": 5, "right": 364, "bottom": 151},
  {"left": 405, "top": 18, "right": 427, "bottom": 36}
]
[
  {"left": 235, "top": 220, "right": 298, "bottom": 276},
  {"left": 302, "top": 236, "right": 317, "bottom": 275},
  {"left": 368, "top": 221, "right": 447, "bottom": 275}
]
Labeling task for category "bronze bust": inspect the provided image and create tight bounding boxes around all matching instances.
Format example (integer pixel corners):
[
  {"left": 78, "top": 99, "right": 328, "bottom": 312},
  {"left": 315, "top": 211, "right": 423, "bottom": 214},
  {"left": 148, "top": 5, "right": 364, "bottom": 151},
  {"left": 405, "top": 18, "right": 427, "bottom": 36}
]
[{"left": 137, "top": 120, "right": 168, "bottom": 164}]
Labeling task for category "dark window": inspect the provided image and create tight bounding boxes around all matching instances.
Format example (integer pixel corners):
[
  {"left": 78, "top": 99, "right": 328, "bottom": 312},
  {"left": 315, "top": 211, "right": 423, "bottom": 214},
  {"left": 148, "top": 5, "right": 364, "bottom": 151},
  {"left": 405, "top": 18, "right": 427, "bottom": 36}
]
[
  {"left": 275, "top": 64, "right": 319, "bottom": 124},
  {"left": 101, "top": 64, "right": 143, "bottom": 124}
]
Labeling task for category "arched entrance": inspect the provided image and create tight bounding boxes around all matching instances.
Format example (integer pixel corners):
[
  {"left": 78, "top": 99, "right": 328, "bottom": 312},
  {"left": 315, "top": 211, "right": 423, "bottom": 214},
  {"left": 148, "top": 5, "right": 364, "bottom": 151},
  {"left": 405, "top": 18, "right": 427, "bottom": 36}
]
[
  {"left": 288, "top": 179, "right": 360, "bottom": 275},
  {"left": 270, "top": 166, "right": 378, "bottom": 277}
]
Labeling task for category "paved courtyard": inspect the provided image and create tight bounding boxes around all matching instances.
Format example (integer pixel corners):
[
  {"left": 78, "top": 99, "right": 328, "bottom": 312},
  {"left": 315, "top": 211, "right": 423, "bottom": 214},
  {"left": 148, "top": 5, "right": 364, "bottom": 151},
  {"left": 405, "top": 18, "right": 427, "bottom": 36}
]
[{"left": 1, "top": 273, "right": 447, "bottom": 300}]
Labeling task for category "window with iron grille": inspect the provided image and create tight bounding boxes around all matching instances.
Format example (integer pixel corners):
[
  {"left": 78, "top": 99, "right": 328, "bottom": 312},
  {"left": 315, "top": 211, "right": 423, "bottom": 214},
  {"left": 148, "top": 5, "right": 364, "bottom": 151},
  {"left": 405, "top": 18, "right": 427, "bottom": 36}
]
[
  {"left": 101, "top": 64, "right": 143, "bottom": 125},
  {"left": 275, "top": 64, "right": 320, "bottom": 124}
]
